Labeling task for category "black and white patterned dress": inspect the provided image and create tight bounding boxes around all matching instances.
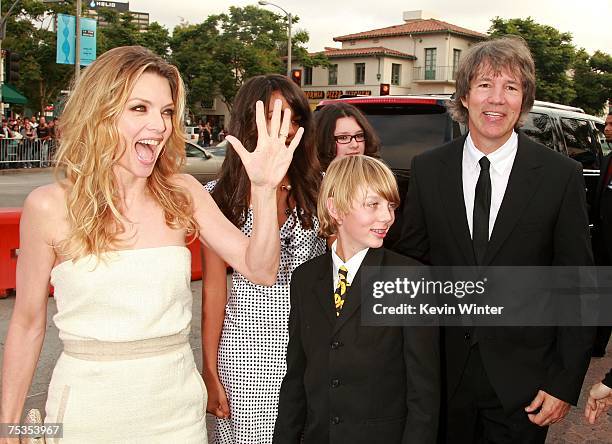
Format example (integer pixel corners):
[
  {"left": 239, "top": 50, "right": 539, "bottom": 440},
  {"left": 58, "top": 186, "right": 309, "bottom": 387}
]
[{"left": 205, "top": 181, "right": 326, "bottom": 444}]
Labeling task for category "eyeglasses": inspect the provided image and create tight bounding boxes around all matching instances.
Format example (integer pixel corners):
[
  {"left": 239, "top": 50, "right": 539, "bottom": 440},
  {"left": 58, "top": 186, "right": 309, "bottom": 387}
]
[{"left": 334, "top": 133, "right": 365, "bottom": 144}]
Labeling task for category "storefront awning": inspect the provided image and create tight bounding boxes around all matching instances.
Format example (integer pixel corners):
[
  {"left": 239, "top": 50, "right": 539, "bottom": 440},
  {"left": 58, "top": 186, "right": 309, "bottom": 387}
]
[{"left": 2, "top": 84, "right": 28, "bottom": 105}]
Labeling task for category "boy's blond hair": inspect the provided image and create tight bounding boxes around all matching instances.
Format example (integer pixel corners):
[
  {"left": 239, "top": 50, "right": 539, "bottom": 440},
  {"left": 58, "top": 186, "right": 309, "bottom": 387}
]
[{"left": 318, "top": 155, "right": 400, "bottom": 237}]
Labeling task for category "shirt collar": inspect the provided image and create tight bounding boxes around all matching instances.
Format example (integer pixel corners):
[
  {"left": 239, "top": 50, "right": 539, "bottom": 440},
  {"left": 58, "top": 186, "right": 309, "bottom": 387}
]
[
  {"left": 331, "top": 240, "right": 369, "bottom": 285},
  {"left": 465, "top": 131, "right": 518, "bottom": 176}
]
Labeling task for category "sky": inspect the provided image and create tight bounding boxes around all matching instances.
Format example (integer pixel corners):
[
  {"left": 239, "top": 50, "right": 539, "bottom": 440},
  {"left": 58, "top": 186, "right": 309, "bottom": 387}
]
[{"left": 128, "top": 0, "right": 612, "bottom": 55}]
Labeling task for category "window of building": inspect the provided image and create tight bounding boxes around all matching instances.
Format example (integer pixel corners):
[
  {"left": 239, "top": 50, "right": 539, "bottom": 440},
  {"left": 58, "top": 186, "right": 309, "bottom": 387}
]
[
  {"left": 349, "top": 41, "right": 356, "bottom": 46},
  {"left": 202, "top": 97, "right": 215, "bottom": 109},
  {"left": 304, "top": 66, "right": 313, "bottom": 85},
  {"left": 453, "top": 49, "right": 461, "bottom": 79},
  {"left": 425, "top": 48, "right": 437, "bottom": 80},
  {"left": 391, "top": 63, "right": 401, "bottom": 85},
  {"left": 355, "top": 63, "right": 365, "bottom": 84},
  {"left": 328, "top": 64, "right": 338, "bottom": 85}
]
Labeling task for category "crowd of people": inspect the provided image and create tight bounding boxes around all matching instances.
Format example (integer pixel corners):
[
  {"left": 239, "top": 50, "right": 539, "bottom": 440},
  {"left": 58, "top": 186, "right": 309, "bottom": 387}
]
[
  {"left": 0, "top": 37, "right": 611, "bottom": 444},
  {"left": 196, "top": 121, "right": 228, "bottom": 147},
  {"left": 0, "top": 115, "right": 58, "bottom": 169},
  {"left": 0, "top": 116, "right": 57, "bottom": 140}
]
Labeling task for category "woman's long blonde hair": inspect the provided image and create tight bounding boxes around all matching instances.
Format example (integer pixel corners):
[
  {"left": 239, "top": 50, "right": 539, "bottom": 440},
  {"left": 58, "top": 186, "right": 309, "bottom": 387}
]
[{"left": 55, "top": 46, "right": 198, "bottom": 259}]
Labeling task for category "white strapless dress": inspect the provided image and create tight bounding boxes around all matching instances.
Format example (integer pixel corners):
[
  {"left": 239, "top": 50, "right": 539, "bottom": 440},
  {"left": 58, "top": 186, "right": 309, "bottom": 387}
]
[{"left": 45, "top": 246, "right": 207, "bottom": 443}]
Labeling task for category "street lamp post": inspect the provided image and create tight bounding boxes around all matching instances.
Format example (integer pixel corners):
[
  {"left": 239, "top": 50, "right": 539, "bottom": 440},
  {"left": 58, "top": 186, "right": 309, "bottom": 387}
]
[{"left": 258, "top": 0, "right": 291, "bottom": 77}]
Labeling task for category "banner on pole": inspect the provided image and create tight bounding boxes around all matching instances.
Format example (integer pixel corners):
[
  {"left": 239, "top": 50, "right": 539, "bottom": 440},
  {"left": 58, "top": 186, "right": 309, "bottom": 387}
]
[
  {"left": 56, "top": 14, "right": 97, "bottom": 66},
  {"left": 56, "top": 14, "right": 75, "bottom": 65},
  {"left": 79, "top": 18, "right": 97, "bottom": 66}
]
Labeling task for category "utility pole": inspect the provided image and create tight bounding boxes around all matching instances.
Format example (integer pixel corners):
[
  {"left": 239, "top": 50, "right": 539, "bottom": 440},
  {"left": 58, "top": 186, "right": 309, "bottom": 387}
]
[
  {"left": 0, "top": 0, "right": 21, "bottom": 116},
  {"left": 74, "top": 0, "right": 80, "bottom": 80}
]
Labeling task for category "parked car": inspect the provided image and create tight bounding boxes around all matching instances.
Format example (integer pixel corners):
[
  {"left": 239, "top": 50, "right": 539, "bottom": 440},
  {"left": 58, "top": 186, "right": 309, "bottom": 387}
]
[
  {"left": 316, "top": 95, "right": 611, "bottom": 245},
  {"left": 182, "top": 141, "right": 223, "bottom": 184},
  {"left": 207, "top": 139, "right": 228, "bottom": 157},
  {"left": 185, "top": 126, "right": 200, "bottom": 142}
]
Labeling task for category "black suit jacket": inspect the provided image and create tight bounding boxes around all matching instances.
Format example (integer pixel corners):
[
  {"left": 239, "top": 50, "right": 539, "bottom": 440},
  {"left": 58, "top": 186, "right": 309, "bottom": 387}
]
[
  {"left": 592, "top": 152, "right": 612, "bottom": 265},
  {"left": 395, "top": 133, "right": 594, "bottom": 412},
  {"left": 273, "top": 247, "right": 440, "bottom": 444}
]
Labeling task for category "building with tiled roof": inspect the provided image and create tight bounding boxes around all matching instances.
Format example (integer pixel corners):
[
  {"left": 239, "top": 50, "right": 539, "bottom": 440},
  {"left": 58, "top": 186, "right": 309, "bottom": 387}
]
[{"left": 291, "top": 11, "right": 487, "bottom": 106}]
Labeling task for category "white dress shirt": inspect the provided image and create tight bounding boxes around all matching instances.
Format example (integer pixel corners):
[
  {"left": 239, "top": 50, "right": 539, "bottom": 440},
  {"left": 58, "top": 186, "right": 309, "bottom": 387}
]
[
  {"left": 462, "top": 131, "right": 518, "bottom": 239},
  {"left": 331, "top": 240, "right": 369, "bottom": 288}
]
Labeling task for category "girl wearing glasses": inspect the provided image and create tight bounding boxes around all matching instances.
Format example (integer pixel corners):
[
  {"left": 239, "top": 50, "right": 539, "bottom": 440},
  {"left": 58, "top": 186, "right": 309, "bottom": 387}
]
[{"left": 314, "top": 102, "right": 380, "bottom": 171}]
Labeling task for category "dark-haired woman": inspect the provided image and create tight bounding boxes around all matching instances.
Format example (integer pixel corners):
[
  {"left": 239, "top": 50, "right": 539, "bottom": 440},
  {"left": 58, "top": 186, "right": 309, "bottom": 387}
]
[
  {"left": 201, "top": 74, "right": 326, "bottom": 444},
  {"left": 314, "top": 102, "right": 380, "bottom": 171}
]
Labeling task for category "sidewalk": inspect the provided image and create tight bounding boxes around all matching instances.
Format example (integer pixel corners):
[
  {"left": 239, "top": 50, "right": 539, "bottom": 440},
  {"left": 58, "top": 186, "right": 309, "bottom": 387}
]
[
  {"left": 0, "top": 166, "right": 53, "bottom": 175},
  {"left": 0, "top": 281, "right": 610, "bottom": 442}
]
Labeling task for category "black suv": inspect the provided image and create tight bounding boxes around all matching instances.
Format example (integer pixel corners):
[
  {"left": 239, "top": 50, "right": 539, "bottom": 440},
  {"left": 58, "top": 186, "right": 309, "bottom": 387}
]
[{"left": 316, "top": 95, "right": 611, "bottom": 245}]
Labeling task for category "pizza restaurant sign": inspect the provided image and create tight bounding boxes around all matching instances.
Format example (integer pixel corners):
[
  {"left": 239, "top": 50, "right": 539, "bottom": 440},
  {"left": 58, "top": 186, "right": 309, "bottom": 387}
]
[{"left": 304, "top": 90, "right": 372, "bottom": 100}]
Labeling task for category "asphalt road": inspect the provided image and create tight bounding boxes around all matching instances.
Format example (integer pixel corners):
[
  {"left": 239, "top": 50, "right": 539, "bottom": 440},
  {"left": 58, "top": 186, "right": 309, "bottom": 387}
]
[{"left": 0, "top": 168, "right": 56, "bottom": 208}]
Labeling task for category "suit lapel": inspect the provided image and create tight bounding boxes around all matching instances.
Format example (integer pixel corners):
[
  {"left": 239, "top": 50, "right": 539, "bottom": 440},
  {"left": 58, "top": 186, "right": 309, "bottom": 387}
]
[
  {"left": 332, "top": 248, "right": 384, "bottom": 335},
  {"left": 438, "top": 137, "right": 477, "bottom": 265},
  {"left": 484, "top": 134, "right": 544, "bottom": 264},
  {"left": 313, "top": 252, "right": 337, "bottom": 326}
]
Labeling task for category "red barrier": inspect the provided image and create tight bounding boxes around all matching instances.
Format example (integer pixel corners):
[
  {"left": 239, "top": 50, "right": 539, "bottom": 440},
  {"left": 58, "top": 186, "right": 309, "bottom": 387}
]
[
  {"left": 0, "top": 208, "right": 21, "bottom": 297},
  {"left": 188, "top": 240, "right": 203, "bottom": 281},
  {"left": 0, "top": 208, "right": 204, "bottom": 298}
]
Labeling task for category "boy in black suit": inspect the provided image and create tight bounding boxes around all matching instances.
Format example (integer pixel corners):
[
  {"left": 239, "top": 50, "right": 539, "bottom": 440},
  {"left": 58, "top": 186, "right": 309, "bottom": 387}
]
[{"left": 274, "top": 155, "right": 440, "bottom": 444}]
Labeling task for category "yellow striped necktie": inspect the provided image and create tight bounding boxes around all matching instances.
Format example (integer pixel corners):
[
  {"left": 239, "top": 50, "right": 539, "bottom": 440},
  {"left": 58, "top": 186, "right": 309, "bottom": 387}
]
[{"left": 334, "top": 265, "right": 349, "bottom": 316}]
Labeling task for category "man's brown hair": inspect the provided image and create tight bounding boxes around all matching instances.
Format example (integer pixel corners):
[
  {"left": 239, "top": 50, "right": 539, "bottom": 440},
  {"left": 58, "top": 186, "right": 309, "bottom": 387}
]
[{"left": 447, "top": 36, "right": 536, "bottom": 128}]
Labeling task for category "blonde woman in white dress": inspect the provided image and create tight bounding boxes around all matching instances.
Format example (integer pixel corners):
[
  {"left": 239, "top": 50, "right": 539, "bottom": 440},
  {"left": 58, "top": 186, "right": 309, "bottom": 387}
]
[{"left": 0, "top": 46, "right": 301, "bottom": 444}]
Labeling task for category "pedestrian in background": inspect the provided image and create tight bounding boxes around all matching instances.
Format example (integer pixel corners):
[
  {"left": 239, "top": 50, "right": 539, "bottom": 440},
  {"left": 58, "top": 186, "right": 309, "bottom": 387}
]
[
  {"left": 584, "top": 368, "right": 612, "bottom": 424},
  {"left": 591, "top": 111, "right": 612, "bottom": 357},
  {"left": 37, "top": 116, "right": 51, "bottom": 167}
]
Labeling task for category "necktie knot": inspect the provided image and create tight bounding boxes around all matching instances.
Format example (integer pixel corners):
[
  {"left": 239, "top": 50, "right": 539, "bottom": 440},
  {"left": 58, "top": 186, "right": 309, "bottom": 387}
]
[
  {"left": 479, "top": 156, "right": 490, "bottom": 171},
  {"left": 338, "top": 265, "right": 348, "bottom": 282}
]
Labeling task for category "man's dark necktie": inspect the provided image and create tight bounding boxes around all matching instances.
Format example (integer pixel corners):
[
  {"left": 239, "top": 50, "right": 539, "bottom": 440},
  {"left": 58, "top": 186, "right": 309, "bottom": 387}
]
[{"left": 473, "top": 156, "right": 491, "bottom": 265}]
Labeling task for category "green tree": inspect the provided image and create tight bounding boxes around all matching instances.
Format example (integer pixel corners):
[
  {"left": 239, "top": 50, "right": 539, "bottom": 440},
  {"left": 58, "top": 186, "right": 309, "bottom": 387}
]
[
  {"left": 138, "top": 22, "right": 171, "bottom": 58},
  {"left": 170, "top": 5, "right": 327, "bottom": 114},
  {"left": 489, "top": 17, "right": 576, "bottom": 104},
  {"left": 96, "top": 8, "right": 170, "bottom": 57},
  {"left": 2, "top": 0, "right": 74, "bottom": 114},
  {"left": 0, "top": 2, "right": 170, "bottom": 115},
  {"left": 571, "top": 49, "right": 612, "bottom": 115}
]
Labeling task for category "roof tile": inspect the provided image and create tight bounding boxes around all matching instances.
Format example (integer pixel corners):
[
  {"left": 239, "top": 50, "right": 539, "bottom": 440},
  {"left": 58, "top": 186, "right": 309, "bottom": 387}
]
[
  {"left": 311, "top": 46, "right": 416, "bottom": 59},
  {"left": 334, "top": 18, "right": 486, "bottom": 41}
]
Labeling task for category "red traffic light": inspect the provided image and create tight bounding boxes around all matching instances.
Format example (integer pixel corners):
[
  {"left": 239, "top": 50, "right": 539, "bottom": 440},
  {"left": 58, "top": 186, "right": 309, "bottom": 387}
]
[
  {"left": 290, "top": 69, "right": 302, "bottom": 86},
  {"left": 380, "top": 83, "right": 390, "bottom": 96}
]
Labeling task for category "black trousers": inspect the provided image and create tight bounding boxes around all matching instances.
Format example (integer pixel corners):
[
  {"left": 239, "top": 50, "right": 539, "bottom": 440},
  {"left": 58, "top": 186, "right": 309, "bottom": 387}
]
[
  {"left": 446, "top": 346, "right": 548, "bottom": 444},
  {"left": 593, "top": 326, "right": 611, "bottom": 356}
]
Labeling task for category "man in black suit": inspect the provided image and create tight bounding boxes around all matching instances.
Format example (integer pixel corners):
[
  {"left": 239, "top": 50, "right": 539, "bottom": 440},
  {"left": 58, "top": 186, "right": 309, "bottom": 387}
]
[
  {"left": 274, "top": 155, "right": 439, "bottom": 443},
  {"left": 592, "top": 112, "right": 612, "bottom": 357},
  {"left": 395, "top": 37, "right": 594, "bottom": 443}
]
